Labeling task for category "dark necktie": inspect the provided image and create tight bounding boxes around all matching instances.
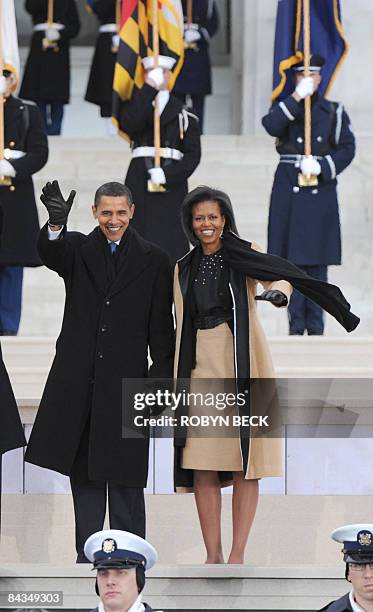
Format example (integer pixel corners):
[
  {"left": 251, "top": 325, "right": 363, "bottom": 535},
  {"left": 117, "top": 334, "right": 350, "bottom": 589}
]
[{"left": 110, "top": 242, "right": 117, "bottom": 255}]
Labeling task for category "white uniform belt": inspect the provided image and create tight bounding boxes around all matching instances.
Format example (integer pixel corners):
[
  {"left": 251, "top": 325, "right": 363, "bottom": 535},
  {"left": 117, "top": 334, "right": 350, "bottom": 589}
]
[
  {"left": 99, "top": 23, "right": 117, "bottom": 33},
  {"left": 4, "top": 149, "right": 25, "bottom": 160},
  {"left": 34, "top": 22, "right": 65, "bottom": 31},
  {"left": 279, "top": 154, "right": 322, "bottom": 164},
  {"left": 132, "top": 146, "right": 183, "bottom": 161}
]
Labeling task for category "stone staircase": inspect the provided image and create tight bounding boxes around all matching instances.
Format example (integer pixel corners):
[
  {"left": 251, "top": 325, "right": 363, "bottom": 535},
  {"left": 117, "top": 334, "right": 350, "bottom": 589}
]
[{"left": 17, "top": 135, "right": 373, "bottom": 336}]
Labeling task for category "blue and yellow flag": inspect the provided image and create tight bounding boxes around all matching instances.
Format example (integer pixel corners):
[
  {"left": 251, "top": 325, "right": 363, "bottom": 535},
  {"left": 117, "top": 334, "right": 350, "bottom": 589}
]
[
  {"left": 272, "top": 0, "right": 349, "bottom": 102},
  {"left": 112, "top": 0, "right": 184, "bottom": 138}
]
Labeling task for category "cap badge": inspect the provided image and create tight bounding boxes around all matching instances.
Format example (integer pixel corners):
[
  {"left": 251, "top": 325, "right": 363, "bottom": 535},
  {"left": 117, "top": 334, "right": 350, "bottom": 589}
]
[
  {"left": 102, "top": 538, "right": 117, "bottom": 554},
  {"left": 358, "top": 531, "right": 372, "bottom": 547}
]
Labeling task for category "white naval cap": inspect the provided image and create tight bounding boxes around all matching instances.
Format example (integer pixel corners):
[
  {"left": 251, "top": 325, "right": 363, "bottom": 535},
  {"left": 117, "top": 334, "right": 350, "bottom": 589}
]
[
  {"left": 142, "top": 55, "right": 176, "bottom": 71},
  {"left": 332, "top": 524, "right": 373, "bottom": 563},
  {"left": 84, "top": 529, "right": 158, "bottom": 570}
]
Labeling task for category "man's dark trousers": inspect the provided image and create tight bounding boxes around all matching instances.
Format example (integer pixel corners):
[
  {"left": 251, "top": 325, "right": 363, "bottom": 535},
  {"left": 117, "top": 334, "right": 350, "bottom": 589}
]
[{"left": 288, "top": 265, "right": 327, "bottom": 335}]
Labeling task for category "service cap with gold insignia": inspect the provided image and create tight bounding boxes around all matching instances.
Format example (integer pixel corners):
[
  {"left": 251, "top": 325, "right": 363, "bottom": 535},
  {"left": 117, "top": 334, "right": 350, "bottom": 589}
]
[
  {"left": 331, "top": 524, "right": 373, "bottom": 563},
  {"left": 84, "top": 529, "right": 157, "bottom": 570}
]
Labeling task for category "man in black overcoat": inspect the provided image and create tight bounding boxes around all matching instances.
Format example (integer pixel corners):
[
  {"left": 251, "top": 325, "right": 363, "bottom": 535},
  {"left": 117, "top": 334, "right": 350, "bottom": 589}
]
[
  {"left": 85, "top": 529, "right": 158, "bottom": 612},
  {"left": 173, "top": 0, "right": 219, "bottom": 132},
  {"left": 85, "top": 0, "right": 118, "bottom": 129},
  {"left": 319, "top": 523, "right": 373, "bottom": 611},
  {"left": 25, "top": 180, "right": 175, "bottom": 562},
  {"left": 0, "top": 69, "right": 48, "bottom": 335},
  {"left": 262, "top": 54, "right": 355, "bottom": 335},
  {"left": 19, "top": 0, "right": 81, "bottom": 135},
  {"left": 119, "top": 55, "right": 201, "bottom": 264}
]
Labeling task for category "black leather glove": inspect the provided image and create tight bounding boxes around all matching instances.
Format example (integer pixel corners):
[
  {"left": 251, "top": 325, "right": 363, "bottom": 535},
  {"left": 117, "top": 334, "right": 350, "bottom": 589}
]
[
  {"left": 40, "top": 180, "right": 76, "bottom": 226},
  {"left": 255, "top": 290, "right": 288, "bottom": 307}
]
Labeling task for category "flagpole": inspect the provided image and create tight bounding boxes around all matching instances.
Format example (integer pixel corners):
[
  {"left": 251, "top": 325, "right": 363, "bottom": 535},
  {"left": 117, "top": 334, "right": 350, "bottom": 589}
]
[
  {"left": 47, "top": 0, "right": 53, "bottom": 27},
  {"left": 43, "top": 0, "right": 58, "bottom": 51},
  {"left": 187, "top": 0, "right": 192, "bottom": 26},
  {"left": 299, "top": 0, "right": 318, "bottom": 187},
  {"left": 0, "top": 0, "right": 5, "bottom": 162},
  {"left": 152, "top": 0, "right": 161, "bottom": 170}
]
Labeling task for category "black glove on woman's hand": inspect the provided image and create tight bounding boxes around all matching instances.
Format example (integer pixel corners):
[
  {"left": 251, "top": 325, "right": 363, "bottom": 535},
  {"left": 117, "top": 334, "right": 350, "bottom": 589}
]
[
  {"left": 40, "top": 180, "right": 76, "bottom": 226},
  {"left": 255, "top": 290, "right": 288, "bottom": 307}
]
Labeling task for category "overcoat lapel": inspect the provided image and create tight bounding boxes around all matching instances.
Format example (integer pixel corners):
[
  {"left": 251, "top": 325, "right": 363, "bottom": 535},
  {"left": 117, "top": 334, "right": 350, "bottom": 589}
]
[
  {"left": 80, "top": 228, "right": 109, "bottom": 296},
  {"left": 108, "top": 229, "right": 152, "bottom": 297}
]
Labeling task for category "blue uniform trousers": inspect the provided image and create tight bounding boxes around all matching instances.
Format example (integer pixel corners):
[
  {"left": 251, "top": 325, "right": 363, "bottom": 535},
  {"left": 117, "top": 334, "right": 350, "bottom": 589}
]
[
  {"left": 37, "top": 102, "right": 64, "bottom": 135},
  {"left": 0, "top": 266, "right": 23, "bottom": 335},
  {"left": 288, "top": 265, "right": 327, "bottom": 335}
]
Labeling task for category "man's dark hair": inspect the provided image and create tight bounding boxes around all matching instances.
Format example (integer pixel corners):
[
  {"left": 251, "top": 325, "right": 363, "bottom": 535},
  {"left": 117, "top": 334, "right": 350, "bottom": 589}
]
[
  {"left": 181, "top": 185, "right": 239, "bottom": 245},
  {"left": 94, "top": 182, "right": 133, "bottom": 208}
]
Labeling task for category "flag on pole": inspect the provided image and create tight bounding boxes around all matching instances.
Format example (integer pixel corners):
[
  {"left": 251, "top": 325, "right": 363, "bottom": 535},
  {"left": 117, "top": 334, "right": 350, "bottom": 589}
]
[
  {"left": 1, "top": 0, "right": 20, "bottom": 91},
  {"left": 112, "top": 0, "right": 184, "bottom": 136},
  {"left": 271, "top": 0, "right": 349, "bottom": 102}
]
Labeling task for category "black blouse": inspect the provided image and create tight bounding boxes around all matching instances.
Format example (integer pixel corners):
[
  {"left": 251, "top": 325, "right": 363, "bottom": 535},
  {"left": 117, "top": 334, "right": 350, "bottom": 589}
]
[{"left": 192, "top": 249, "right": 232, "bottom": 327}]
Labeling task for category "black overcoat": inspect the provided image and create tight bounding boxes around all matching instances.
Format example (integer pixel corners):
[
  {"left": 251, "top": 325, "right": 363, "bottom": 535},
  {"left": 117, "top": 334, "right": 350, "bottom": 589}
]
[
  {"left": 262, "top": 93, "right": 355, "bottom": 266},
  {"left": 90, "top": 604, "right": 154, "bottom": 612},
  {"left": 119, "top": 84, "right": 201, "bottom": 263},
  {"left": 25, "top": 224, "right": 175, "bottom": 486},
  {"left": 0, "top": 343, "right": 26, "bottom": 456},
  {"left": 0, "top": 96, "right": 48, "bottom": 267},
  {"left": 85, "top": 0, "right": 117, "bottom": 117},
  {"left": 318, "top": 592, "right": 353, "bottom": 611},
  {"left": 174, "top": 0, "right": 219, "bottom": 96},
  {"left": 19, "top": 0, "right": 81, "bottom": 103}
]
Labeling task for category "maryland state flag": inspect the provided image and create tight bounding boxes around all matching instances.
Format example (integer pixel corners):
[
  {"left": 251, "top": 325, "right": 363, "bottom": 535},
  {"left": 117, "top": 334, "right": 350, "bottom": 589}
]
[
  {"left": 272, "top": 0, "right": 349, "bottom": 102},
  {"left": 1, "top": 0, "right": 20, "bottom": 92},
  {"left": 112, "top": 0, "right": 184, "bottom": 135}
]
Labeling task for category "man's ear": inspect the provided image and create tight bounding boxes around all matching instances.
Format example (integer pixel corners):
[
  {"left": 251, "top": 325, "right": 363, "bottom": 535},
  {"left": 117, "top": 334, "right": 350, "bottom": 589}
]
[
  {"left": 92, "top": 205, "right": 97, "bottom": 219},
  {"left": 129, "top": 204, "right": 135, "bottom": 218}
]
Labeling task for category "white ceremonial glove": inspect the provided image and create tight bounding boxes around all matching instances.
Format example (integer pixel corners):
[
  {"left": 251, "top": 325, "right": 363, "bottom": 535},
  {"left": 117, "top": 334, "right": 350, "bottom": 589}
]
[
  {"left": 0, "top": 76, "right": 8, "bottom": 95},
  {"left": 184, "top": 28, "right": 201, "bottom": 43},
  {"left": 148, "top": 167, "right": 166, "bottom": 185},
  {"left": 46, "top": 27, "right": 60, "bottom": 41},
  {"left": 300, "top": 156, "right": 321, "bottom": 176},
  {"left": 0, "top": 159, "right": 16, "bottom": 178},
  {"left": 295, "top": 76, "right": 315, "bottom": 99},
  {"left": 147, "top": 67, "right": 165, "bottom": 88},
  {"left": 111, "top": 34, "right": 120, "bottom": 49}
]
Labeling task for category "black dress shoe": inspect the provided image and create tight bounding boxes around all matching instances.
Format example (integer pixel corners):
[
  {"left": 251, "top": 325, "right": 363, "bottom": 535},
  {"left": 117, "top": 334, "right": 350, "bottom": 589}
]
[
  {"left": 289, "top": 330, "right": 304, "bottom": 336},
  {"left": 0, "top": 330, "right": 17, "bottom": 336},
  {"left": 307, "top": 330, "right": 324, "bottom": 336}
]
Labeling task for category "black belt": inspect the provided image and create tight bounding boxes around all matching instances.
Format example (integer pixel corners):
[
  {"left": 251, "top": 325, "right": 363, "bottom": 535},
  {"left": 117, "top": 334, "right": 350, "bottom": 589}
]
[{"left": 193, "top": 314, "right": 232, "bottom": 330}]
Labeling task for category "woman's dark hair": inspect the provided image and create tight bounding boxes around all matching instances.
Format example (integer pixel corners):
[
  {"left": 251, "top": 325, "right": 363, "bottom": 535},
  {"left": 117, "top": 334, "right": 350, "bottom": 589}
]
[{"left": 181, "top": 186, "right": 239, "bottom": 245}]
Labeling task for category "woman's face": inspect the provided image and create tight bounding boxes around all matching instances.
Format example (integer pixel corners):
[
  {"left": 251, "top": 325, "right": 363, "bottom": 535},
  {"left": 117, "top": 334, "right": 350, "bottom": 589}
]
[{"left": 191, "top": 200, "right": 225, "bottom": 252}]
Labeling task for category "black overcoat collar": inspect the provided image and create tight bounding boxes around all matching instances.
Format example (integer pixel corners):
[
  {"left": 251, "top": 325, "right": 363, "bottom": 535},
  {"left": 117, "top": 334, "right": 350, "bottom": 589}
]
[{"left": 80, "top": 225, "right": 152, "bottom": 297}]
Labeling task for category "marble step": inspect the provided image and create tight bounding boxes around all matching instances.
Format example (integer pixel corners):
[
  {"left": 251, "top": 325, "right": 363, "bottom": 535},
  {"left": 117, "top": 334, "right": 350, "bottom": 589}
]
[{"left": 0, "top": 563, "right": 347, "bottom": 610}]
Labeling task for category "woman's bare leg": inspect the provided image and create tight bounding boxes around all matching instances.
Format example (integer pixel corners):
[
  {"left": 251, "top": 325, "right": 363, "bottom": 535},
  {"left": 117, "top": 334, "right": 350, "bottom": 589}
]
[
  {"left": 228, "top": 473, "right": 259, "bottom": 564},
  {"left": 194, "top": 470, "right": 224, "bottom": 563}
]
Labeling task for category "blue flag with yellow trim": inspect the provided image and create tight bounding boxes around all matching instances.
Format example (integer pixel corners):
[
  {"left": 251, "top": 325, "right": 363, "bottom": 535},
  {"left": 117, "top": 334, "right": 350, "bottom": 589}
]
[{"left": 272, "top": 0, "right": 349, "bottom": 102}]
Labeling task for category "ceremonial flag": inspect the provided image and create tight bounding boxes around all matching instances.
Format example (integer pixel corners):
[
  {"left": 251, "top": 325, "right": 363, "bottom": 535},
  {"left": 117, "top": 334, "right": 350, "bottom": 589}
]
[
  {"left": 1, "top": 0, "right": 20, "bottom": 91},
  {"left": 112, "top": 0, "right": 184, "bottom": 136},
  {"left": 271, "top": 0, "right": 349, "bottom": 102}
]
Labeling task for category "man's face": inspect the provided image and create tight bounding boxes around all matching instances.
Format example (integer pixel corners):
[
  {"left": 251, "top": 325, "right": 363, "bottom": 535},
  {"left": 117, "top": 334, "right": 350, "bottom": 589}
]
[
  {"left": 97, "top": 567, "right": 139, "bottom": 612},
  {"left": 92, "top": 196, "right": 135, "bottom": 242},
  {"left": 349, "top": 563, "right": 373, "bottom": 606},
  {"left": 2, "top": 72, "right": 14, "bottom": 98}
]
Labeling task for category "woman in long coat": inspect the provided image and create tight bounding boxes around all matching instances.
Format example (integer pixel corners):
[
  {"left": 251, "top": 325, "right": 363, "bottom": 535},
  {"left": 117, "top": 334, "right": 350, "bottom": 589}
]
[
  {"left": 19, "top": 0, "right": 81, "bottom": 135},
  {"left": 173, "top": 186, "right": 359, "bottom": 564}
]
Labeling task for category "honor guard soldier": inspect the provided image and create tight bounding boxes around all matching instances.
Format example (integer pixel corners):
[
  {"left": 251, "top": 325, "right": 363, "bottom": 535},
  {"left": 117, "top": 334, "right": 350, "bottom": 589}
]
[
  {"left": 262, "top": 54, "right": 355, "bottom": 335},
  {"left": 19, "top": 0, "right": 81, "bottom": 135},
  {"left": 85, "top": 530, "right": 157, "bottom": 612},
  {"left": 173, "top": 0, "right": 219, "bottom": 132},
  {"left": 85, "top": 0, "right": 119, "bottom": 132},
  {"left": 0, "top": 69, "right": 48, "bottom": 335},
  {"left": 119, "top": 55, "right": 201, "bottom": 263},
  {"left": 319, "top": 524, "right": 373, "bottom": 611}
]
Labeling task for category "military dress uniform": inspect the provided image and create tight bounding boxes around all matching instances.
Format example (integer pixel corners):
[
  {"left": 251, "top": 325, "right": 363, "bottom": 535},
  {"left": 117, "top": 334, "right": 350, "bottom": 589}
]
[
  {"left": 0, "top": 95, "right": 48, "bottom": 334},
  {"left": 85, "top": 0, "right": 118, "bottom": 118},
  {"left": 20, "top": 0, "right": 81, "bottom": 135},
  {"left": 262, "top": 91, "right": 355, "bottom": 334},
  {"left": 319, "top": 524, "right": 373, "bottom": 611},
  {"left": 85, "top": 529, "right": 157, "bottom": 612},
  {"left": 119, "top": 83, "right": 201, "bottom": 263},
  {"left": 173, "top": 0, "right": 219, "bottom": 132}
]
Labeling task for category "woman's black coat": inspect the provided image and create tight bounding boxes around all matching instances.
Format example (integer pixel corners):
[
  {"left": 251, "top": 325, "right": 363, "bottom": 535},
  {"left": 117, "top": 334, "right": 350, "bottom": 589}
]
[
  {"left": 25, "top": 224, "right": 175, "bottom": 486},
  {"left": 0, "top": 96, "right": 48, "bottom": 266},
  {"left": 0, "top": 343, "right": 26, "bottom": 456},
  {"left": 20, "top": 0, "right": 81, "bottom": 103}
]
